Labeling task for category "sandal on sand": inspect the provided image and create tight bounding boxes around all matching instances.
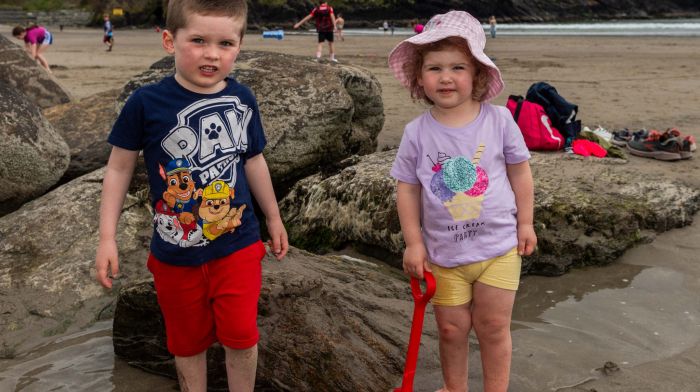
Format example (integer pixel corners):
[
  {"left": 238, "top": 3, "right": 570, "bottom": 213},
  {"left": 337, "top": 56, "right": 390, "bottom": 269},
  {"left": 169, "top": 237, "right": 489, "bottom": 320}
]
[
  {"left": 612, "top": 128, "right": 632, "bottom": 146},
  {"left": 662, "top": 128, "right": 695, "bottom": 159},
  {"left": 664, "top": 128, "right": 696, "bottom": 153},
  {"left": 627, "top": 131, "right": 683, "bottom": 161}
]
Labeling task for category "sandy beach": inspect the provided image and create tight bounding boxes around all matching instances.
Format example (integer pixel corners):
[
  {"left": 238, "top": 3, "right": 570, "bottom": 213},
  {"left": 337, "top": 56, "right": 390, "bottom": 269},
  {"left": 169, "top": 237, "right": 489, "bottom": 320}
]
[{"left": 1, "top": 26, "right": 699, "bottom": 391}]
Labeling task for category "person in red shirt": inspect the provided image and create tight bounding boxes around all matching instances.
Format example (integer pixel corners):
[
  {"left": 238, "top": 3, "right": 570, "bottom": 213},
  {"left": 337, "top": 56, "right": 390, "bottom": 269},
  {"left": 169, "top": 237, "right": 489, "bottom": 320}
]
[{"left": 293, "top": 1, "right": 338, "bottom": 62}]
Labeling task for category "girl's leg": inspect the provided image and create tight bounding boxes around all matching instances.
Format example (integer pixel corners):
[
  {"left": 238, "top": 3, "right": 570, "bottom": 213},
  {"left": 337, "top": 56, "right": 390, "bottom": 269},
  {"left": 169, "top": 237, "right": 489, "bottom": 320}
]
[
  {"left": 224, "top": 344, "right": 257, "bottom": 392},
  {"left": 470, "top": 282, "right": 516, "bottom": 392},
  {"left": 36, "top": 44, "right": 51, "bottom": 73},
  {"left": 434, "top": 302, "right": 472, "bottom": 392},
  {"left": 175, "top": 351, "right": 207, "bottom": 392}
]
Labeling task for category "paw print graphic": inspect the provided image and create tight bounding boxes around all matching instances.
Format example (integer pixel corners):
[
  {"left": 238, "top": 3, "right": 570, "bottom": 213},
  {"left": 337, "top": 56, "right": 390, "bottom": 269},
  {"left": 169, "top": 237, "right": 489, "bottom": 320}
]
[{"left": 204, "top": 122, "right": 221, "bottom": 140}]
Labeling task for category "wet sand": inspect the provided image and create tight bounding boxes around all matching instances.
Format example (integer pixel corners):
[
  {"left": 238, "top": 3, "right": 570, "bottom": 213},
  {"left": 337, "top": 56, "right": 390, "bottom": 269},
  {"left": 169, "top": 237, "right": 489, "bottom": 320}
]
[{"left": 1, "top": 26, "right": 699, "bottom": 391}]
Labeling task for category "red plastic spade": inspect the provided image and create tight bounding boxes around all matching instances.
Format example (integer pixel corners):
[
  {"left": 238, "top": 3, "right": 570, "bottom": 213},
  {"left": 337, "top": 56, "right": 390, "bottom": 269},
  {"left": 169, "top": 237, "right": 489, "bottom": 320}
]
[{"left": 394, "top": 271, "right": 436, "bottom": 392}]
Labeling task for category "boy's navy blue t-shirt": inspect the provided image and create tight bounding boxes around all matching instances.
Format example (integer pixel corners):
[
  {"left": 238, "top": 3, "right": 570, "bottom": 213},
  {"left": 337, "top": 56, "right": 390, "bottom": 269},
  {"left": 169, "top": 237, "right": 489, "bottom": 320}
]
[{"left": 108, "top": 76, "right": 266, "bottom": 266}]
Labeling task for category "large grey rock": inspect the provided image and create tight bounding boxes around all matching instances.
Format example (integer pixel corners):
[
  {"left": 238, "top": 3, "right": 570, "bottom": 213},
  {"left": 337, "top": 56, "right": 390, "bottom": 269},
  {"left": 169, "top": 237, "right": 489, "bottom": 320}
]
[
  {"left": 113, "top": 248, "right": 438, "bottom": 391},
  {"left": 0, "top": 33, "right": 71, "bottom": 108},
  {"left": 279, "top": 151, "right": 700, "bottom": 276},
  {"left": 0, "top": 168, "right": 153, "bottom": 356},
  {"left": 43, "top": 89, "right": 118, "bottom": 184},
  {"left": 116, "top": 51, "right": 384, "bottom": 187},
  {"left": 0, "top": 81, "right": 70, "bottom": 216}
]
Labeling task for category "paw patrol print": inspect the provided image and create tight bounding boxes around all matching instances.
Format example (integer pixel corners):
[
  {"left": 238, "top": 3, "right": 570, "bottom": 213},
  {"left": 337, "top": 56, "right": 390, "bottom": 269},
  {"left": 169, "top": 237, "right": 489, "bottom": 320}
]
[{"left": 204, "top": 122, "right": 221, "bottom": 140}]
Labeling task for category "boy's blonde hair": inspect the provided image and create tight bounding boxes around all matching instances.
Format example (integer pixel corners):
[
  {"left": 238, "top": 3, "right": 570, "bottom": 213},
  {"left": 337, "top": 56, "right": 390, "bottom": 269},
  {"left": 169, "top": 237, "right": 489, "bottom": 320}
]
[
  {"left": 166, "top": 0, "right": 247, "bottom": 38},
  {"left": 403, "top": 37, "right": 491, "bottom": 105}
]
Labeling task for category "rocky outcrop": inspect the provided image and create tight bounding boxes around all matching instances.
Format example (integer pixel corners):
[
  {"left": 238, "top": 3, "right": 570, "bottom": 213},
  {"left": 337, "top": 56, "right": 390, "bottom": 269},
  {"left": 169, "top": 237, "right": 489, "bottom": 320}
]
[
  {"left": 280, "top": 151, "right": 402, "bottom": 258},
  {"left": 113, "top": 248, "right": 439, "bottom": 391},
  {"left": 0, "top": 168, "right": 153, "bottom": 356},
  {"left": 116, "top": 51, "right": 384, "bottom": 188},
  {"left": 279, "top": 151, "right": 700, "bottom": 276},
  {"left": 0, "top": 81, "right": 70, "bottom": 217},
  {"left": 43, "top": 89, "right": 119, "bottom": 184},
  {"left": 0, "top": 34, "right": 71, "bottom": 108}
]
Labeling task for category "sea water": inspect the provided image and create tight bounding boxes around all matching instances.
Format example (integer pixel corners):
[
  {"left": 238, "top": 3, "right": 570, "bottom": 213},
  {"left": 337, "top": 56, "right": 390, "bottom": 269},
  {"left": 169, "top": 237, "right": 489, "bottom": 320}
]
[{"left": 289, "top": 19, "right": 700, "bottom": 37}]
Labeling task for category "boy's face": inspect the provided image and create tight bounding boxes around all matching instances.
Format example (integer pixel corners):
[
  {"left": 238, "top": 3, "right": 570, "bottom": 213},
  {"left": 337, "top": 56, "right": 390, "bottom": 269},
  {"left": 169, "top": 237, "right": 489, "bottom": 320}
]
[{"left": 162, "top": 13, "right": 244, "bottom": 94}]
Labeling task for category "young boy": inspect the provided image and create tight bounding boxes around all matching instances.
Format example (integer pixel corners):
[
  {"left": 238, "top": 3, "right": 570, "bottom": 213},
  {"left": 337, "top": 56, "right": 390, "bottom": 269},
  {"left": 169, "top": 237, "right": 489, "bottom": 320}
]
[
  {"left": 293, "top": 1, "right": 338, "bottom": 62},
  {"left": 94, "top": 1, "right": 288, "bottom": 391},
  {"left": 103, "top": 14, "right": 114, "bottom": 51}
]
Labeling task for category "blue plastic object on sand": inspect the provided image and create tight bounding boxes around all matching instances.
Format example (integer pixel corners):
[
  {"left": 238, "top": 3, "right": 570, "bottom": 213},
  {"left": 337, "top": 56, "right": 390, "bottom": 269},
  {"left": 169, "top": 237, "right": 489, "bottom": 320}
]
[{"left": 262, "top": 30, "right": 284, "bottom": 40}]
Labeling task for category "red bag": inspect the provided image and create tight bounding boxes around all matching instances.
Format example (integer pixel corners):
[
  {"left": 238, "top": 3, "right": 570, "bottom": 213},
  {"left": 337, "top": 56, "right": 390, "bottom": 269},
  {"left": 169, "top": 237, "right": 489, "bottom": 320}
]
[{"left": 506, "top": 95, "right": 564, "bottom": 150}]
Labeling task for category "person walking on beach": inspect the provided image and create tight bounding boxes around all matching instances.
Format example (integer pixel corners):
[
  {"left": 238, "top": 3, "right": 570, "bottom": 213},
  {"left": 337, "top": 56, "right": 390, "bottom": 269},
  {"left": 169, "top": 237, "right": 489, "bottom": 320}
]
[
  {"left": 335, "top": 12, "right": 345, "bottom": 41},
  {"left": 388, "top": 10, "right": 536, "bottom": 392},
  {"left": 12, "top": 24, "right": 53, "bottom": 73},
  {"left": 383, "top": 20, "right": 389, "bottom": 34},
  {"left": 489, "top": 15, "right": 497, "bottom": 38},
  {"left": 293, "top": 1, "right": 338, "bottom": 62},
  {"left": 94, "top": 0, "right": 289, "bottom": 391},
  {"left": 103, "top": 13, "right": 114, "bottom": 51}
]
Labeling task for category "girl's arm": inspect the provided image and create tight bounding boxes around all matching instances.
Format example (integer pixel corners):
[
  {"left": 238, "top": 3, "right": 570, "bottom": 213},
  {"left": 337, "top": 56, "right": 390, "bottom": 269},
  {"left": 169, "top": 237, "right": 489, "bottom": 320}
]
[
  {"left": 506, "top": 160, "right": 537, "bottom": 255},
  {"left": 29, "top": 43, "right": 38, "bottom": 59},
  {"left": 244, "top": 153, "right": 288, "bottom": 260},
  {"left": 95, "top": 146, "right": 139, "bottom": 288},
  {"left": 396, "top": 180, "right": 431, "bottom": 278}
]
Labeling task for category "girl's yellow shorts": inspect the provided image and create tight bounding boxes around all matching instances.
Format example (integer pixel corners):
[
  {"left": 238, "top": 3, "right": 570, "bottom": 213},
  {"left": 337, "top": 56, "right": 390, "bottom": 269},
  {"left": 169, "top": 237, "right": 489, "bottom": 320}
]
[{"left": 430, "top": 247, "right": 521, "bottom": 306}]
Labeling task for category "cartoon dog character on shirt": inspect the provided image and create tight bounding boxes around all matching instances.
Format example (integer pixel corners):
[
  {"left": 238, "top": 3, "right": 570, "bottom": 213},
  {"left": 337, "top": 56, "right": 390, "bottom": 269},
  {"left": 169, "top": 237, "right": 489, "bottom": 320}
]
[
  {"left": 198, "top": 180, "right": 246, "bottom": 241},
  {"left": 153, "top": 200, "right": 205, "bottom": 247},
  {"left": 159, "top": 158, "right": 202, "bottom": 225}
]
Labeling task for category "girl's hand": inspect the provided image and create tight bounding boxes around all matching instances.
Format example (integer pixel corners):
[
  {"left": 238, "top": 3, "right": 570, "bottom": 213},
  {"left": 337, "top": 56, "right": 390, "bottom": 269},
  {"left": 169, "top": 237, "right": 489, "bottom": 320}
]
[
  {"left": 403, "top": 244, "right": 431, "bottom": 279},
  {"left": 517, "top": 223, "right": 537, "bottom": 256}
]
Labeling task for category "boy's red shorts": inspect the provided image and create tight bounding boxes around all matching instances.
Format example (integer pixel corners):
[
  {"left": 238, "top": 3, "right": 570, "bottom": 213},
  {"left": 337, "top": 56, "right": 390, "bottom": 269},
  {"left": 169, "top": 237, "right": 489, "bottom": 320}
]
[{"left": 147, "top": 240, "right": 266, "bottom": 357}]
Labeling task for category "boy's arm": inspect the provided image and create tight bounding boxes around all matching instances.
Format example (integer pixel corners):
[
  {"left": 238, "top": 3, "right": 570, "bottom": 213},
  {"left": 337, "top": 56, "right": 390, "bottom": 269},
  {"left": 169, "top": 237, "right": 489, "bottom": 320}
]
[
  {"left": 396, "top": 180, "right": 431, "bottom": 279},
  {"left": 331, "top": 13, "right": 337, "bottom": 31},
  {"left": 95, "top": 146, "right": 139, "bottom": 289},
  {"left": 294, "top": 14, "right": 314, "bottom": 29},
  {"left": 244, "top": 153, "right": 288, "bottom": 260},
  {"left": 506, "top": 160, "right": 537, "bottom": 256}
]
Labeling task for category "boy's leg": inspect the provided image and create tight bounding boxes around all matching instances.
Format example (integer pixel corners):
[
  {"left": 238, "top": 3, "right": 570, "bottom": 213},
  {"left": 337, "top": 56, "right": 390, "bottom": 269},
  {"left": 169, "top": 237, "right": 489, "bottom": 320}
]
[
  {"left": 434, "top": 302, "right": 472, "bottom": 392},
  {"left": 209, "top": 241, "right": 265, "bottom": 392},
  {"left": 147, "top": 254, "right": 217, "bottom": 392},
  {"left": 175, "top": 352, "right": 208, "bottom": 392},
  {"left": 328, "top": 41, "right": 335, "bottom": 60},
  {"left": 224, "top": 344, "right": 258, "bottom": 392},
  {"left": 471, "top": 282, "right": 516, "bottom": 392}
]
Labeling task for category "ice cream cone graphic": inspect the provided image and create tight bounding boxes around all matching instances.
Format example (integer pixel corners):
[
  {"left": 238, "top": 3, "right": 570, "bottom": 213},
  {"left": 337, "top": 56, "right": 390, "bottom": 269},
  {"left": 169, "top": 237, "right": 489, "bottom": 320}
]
[{"left": 439, "top": 143, "right": 488, "bottom": 221}]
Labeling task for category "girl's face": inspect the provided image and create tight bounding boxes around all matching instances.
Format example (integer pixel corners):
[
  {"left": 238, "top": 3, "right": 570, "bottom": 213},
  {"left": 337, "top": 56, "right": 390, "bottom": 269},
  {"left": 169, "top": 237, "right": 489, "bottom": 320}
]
[
  {"left": 162, "top": 13, "right": 243, "bottom": 94},
  {"left": 418, "top": 46, "right": 478, "bottom": 111}
]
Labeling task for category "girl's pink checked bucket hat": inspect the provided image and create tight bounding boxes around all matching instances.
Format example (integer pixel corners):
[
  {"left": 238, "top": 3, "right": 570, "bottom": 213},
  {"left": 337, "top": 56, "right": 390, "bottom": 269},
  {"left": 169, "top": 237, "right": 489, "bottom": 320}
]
[{"left": 388, "top": 10, "right": 504, "bottom": 102}]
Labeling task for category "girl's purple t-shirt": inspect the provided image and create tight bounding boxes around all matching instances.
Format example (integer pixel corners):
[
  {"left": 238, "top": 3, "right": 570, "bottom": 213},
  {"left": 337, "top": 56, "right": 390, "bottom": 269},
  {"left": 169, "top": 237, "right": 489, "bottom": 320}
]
[
  {"left": 24, "top": 26, "right": 46, "bottom": 44},
  {"left": 390, "top": 103, "right": 530, "bottom": 268}
]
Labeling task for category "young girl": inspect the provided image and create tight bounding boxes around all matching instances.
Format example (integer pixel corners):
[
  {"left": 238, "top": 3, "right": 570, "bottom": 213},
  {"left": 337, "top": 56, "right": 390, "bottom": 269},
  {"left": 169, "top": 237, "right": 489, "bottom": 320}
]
[
  {"left": 12, "top": 25, "right": 53, "bottom": 73},
  {"left": 388, "top": 11, "right": 536, "bottom": 392}
]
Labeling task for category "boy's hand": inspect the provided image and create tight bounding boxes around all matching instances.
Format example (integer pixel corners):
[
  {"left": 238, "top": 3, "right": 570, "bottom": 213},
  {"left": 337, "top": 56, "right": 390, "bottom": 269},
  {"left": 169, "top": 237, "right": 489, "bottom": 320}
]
[
  {"left": 403, "top": 244, "right": 431, "bottom": 279},
  {"left": 517, "top": 223, "right": 537, "bottom": 256},
  {"left": 95, "top": 238, "right": 120, "bottom": 289},
  {"left": 266, "top": 217, "right": 288, "bottom": 261}
]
